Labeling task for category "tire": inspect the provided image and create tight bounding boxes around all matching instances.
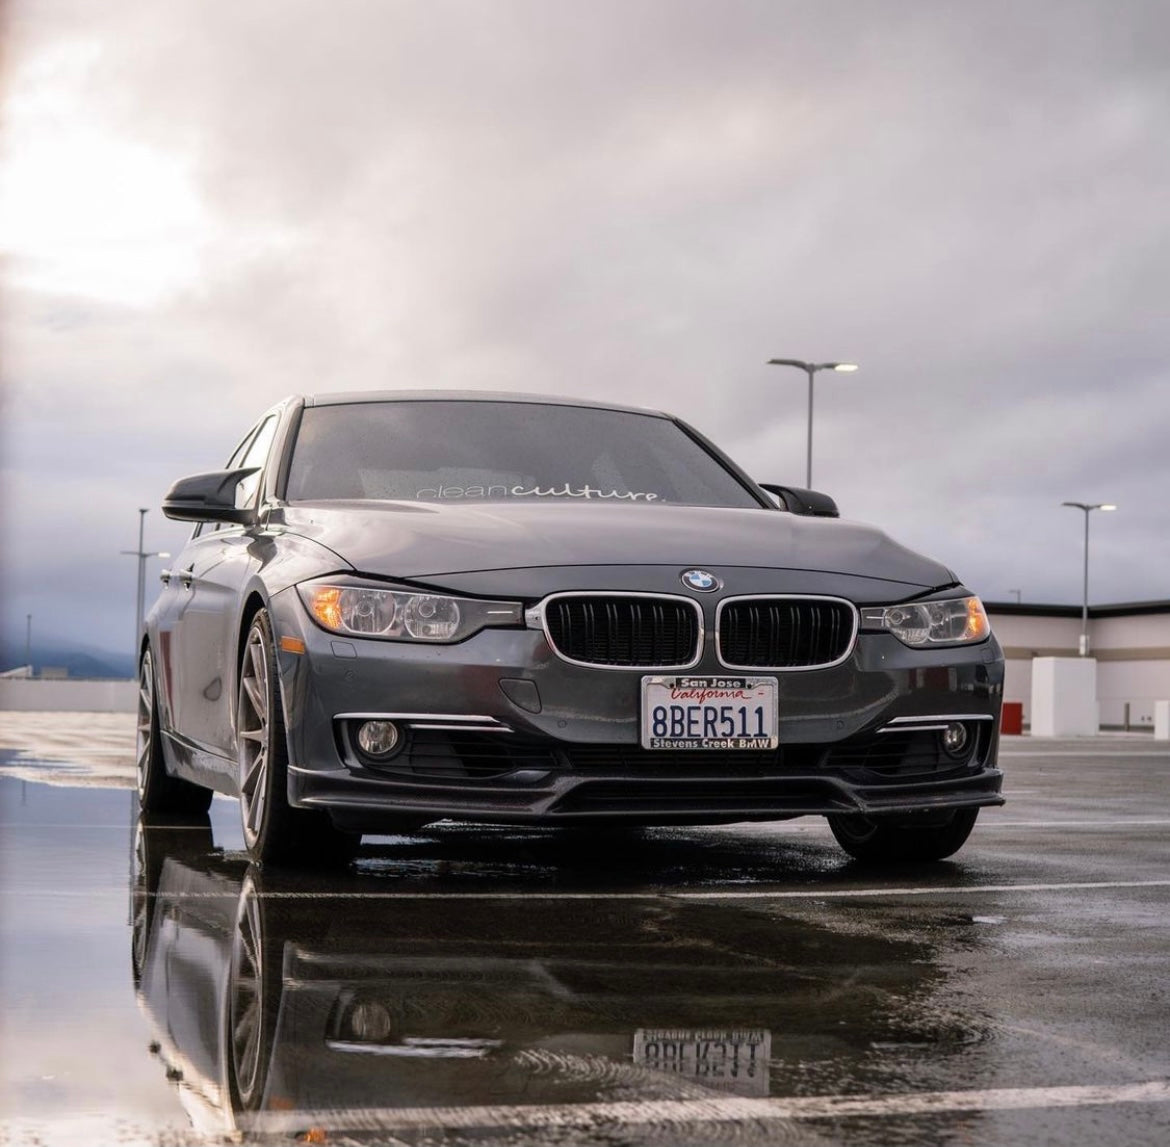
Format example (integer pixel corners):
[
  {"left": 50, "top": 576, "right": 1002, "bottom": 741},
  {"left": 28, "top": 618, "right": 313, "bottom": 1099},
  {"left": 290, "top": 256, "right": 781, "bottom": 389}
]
[
  {"left": 827, "top": 807, "right": 980, "bottom": 864},
  {"left": 236, "top": 609, "right": 357, "bottom": 867},
  {"left": 136, "top": 647, "right": 213, "bottom": 816}
]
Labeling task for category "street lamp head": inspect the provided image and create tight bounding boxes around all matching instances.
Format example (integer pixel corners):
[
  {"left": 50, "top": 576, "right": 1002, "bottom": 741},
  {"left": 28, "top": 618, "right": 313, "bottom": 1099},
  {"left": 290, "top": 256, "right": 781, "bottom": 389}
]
[
  {"left": 1061, "top": 501, "right": 1117, "bottom": 512},
  {"left": 766, "top": 359, "right": 859, "bottom": 374},
  {"left": 766, "top": 355, "right": 858, "bottom": 487},
  {"left": 1099, "top": 504, "right": 1117, "bottom": 512}
]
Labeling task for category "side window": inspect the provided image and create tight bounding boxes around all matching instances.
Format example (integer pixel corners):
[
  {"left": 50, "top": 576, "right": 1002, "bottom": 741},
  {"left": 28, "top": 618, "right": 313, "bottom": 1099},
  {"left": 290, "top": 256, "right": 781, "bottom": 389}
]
[
  {"left": 224, "top": 433, "right": 254, "bottom": 472},
  {"left": 235, "top": 416, "right": 279, "bottom": 509}
]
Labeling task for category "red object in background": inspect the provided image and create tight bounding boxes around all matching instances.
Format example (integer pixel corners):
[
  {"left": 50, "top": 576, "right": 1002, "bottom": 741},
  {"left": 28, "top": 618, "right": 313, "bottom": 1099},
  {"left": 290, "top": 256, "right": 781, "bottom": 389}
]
[{"left": 1001, "top": 701, "right": 1023, "bottom": 735}]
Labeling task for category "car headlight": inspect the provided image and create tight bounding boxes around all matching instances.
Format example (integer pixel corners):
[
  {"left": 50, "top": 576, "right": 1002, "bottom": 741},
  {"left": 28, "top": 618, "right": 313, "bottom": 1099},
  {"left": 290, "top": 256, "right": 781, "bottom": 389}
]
[
  {"left": 298, "top": 581, "right": 523, "bottom": 643},
  {"left": 859, "top": 596, "right": 990, "bottom": 647}
]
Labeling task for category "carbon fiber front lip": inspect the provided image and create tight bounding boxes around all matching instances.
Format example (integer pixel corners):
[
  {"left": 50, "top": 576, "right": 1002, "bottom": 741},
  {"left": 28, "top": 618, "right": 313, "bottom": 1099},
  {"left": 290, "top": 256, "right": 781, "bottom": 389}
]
[{"left": 292, "top": 763, "right": 1004, "bottom": 828}]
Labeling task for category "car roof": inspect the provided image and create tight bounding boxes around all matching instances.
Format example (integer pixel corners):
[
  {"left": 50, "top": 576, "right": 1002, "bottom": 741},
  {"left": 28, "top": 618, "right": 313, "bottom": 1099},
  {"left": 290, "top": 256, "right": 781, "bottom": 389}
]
[{"left": 299, "top": 390, "right": 671, "bottom": 419}]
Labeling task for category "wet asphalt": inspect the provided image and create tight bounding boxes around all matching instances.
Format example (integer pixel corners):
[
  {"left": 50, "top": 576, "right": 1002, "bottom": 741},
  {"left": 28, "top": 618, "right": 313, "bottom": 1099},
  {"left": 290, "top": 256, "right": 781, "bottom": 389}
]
[{"left": 1, "top": 720, "right": 1168, "bottom": 1146}]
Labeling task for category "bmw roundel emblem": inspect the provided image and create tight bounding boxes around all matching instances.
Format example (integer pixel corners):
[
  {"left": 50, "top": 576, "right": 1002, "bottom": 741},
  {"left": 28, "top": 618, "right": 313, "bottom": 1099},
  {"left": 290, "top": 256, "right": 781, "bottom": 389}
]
[{"left": 681, "top": 568, "right": 721, "bottom": 592}]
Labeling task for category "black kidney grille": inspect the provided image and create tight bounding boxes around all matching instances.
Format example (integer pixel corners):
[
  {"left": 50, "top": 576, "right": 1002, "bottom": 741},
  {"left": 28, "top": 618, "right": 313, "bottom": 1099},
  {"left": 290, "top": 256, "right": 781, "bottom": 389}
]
[
  {"left": 719, "top": 598, "right": 855, "bottom": 668},
  {"left": 545, "top": 596, "right": 699, "bottom": 667}
]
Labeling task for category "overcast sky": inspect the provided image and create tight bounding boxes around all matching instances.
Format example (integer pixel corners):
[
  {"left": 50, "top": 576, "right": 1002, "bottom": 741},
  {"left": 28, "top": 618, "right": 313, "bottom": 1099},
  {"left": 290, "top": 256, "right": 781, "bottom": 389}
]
[{"left": 2, "top": 0, "right": 1168, "bottom": 659}]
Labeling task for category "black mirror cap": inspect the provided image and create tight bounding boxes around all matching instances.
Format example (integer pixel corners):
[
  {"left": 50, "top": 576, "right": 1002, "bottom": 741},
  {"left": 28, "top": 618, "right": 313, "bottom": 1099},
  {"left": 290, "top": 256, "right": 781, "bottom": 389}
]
[
  {"left": 162, "top": 467, "right": 260, "bottom": 524},
  {"left": 759, "top": 483, "right": 840, "bottom": 518}
]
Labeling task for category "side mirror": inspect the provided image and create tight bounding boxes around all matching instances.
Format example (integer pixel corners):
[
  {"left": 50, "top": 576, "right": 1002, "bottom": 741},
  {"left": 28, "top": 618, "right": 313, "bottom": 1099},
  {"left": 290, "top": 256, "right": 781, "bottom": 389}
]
[
  {"left": 759, "top": 483, "right": 840, "bottom": 518},
  {"left": 162, "top": 467, "right": 261, "bottom": 524}
]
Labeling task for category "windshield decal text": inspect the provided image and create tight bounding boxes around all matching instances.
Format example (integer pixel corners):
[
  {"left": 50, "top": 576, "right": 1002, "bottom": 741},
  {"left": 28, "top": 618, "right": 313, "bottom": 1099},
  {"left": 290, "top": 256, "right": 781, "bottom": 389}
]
[{"left": 416, "top": 483, "right": 660, "bottom": 502}]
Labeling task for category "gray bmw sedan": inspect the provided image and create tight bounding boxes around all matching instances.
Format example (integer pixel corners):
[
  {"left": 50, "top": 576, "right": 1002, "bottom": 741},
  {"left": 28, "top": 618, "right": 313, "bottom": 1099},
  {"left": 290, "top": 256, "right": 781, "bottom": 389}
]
[{"left": 139, "top": 392, "right": 1003, "bottom": 865}]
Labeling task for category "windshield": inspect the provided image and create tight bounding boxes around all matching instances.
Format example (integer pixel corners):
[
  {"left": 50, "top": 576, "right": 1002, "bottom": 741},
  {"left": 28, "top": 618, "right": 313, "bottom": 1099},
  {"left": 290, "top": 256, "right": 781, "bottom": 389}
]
[{"left": 285, "top": 400, "right": 762, "bottom": 509}]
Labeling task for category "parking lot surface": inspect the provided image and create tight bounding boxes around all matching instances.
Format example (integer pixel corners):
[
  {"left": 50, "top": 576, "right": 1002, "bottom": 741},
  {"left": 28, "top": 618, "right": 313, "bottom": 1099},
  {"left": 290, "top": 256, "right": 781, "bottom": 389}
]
[{"left": 1, "top": 714, "right": 1168, "bottom": 1146}]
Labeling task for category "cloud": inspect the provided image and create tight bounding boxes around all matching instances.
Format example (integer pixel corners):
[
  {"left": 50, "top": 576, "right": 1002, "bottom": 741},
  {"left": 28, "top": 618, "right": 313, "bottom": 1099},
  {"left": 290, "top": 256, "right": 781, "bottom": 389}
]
[{"left": 3, "top": 0, "right": 1168, "bottom": 651}]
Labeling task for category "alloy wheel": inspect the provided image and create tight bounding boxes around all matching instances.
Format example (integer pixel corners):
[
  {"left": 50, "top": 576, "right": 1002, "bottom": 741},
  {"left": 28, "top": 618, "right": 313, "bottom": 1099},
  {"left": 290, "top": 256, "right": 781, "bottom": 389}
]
[
  {"left": 130, "top": 821, "right": 148, "bottom": 983},
  {"left": 135, "top": 651, "right": 155, "bottom": 795},
  {"left": 230, "top": 878, "right": 265, "bottom": 1105},
  {"left": 238, "top": 625, "right": 271, "bottom": 849}
]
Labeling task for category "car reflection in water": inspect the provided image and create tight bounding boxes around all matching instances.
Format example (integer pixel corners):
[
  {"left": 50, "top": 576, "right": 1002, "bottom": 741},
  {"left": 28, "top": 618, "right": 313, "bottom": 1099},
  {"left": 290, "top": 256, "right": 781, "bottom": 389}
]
[{"left": 131, "top": 817, "right": 986, "bottom": 1142}]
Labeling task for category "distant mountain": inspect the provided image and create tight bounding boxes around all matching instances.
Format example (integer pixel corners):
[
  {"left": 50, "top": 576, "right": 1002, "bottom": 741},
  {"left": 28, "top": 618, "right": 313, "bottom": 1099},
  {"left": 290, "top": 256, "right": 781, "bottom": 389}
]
[{"left": 0, "top": 638, "right": 136, "bottom": 680}]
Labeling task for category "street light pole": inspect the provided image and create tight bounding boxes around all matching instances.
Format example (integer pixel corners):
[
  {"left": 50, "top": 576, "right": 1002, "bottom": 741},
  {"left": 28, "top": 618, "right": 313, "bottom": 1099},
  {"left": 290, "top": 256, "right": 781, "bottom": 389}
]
[
  {"left": 1060, "top": 501, "right": 1117, "bottom": 656},
  {"left": 766, "top": 359, "right": 859, "bottom": 488},
  {"left": 805, "top": 365, "right": 814, "bottom": 489},
  {"left": 135, "top": 508, "right": 146, "bottom": 655},
  {"left": 121, "top": 509, "right": 170, "bottom": 662}
]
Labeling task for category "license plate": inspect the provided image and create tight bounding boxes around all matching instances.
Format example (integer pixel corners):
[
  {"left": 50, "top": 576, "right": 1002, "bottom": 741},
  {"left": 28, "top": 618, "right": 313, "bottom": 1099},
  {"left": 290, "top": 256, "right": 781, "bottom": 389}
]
[
  {"left": 633, "top": 1028, "right": 771, "bottom": 1096},
  {"left": 640, "top": 676, "right": 778, "bottom": 750}
]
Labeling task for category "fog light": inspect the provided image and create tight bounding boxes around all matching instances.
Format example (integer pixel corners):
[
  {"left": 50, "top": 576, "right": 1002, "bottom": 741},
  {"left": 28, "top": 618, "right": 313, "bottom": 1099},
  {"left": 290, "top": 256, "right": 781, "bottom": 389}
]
[
  {"left": 348, "top": 1000, "right": 393, "bottom": 1041},
  {"left": 357, "top": 720, "right": 401, "bottom": 759},
  {"left": 941, "top": 722, "right": 969, "bottom": 757}
]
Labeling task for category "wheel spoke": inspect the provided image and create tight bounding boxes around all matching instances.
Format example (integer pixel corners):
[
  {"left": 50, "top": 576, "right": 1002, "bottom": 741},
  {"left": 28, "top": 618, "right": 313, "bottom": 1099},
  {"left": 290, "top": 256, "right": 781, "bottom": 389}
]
[
  {"left": 249, "top": 638, "right": 267, "bottom": 690},
  {"left": 242, "top": 747, "right": 267, "bottom": 799},
  {"left": 246, "top": 782, "right": 265, "bottom": 834},
  {"left": 241, "top": 672, "right": 264, "bottom": 719},
  {"left": 233, "top": 996, "right": 259, "bottom": 1048},
  {"left": 243, "top": 747, "right": 268, "bottom": 834}
]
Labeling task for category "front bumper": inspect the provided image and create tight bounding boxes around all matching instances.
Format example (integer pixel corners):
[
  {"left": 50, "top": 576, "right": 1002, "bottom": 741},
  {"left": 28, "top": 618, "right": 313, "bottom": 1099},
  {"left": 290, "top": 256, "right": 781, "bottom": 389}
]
[{"left": 268, "top": 588, "right": 1005, "bottom": 831}]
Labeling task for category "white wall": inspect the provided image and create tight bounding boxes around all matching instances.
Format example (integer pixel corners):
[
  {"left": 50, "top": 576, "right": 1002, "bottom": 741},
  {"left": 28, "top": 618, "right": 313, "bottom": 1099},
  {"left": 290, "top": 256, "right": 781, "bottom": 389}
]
[
  {"left": 989, "top": 608, "right": 1170, "bottom": 730},
  {"left": 994, "top": 613, "right": 1085, "bottom": 656},
  {"left": 1098, "top": 660, "right": 1170, "bottom": 728},
  {"left": 0, "top": 678, "right": 137, "bottom": 713},
  {"left": 1094, "top": 613, "right": 1170, "bottom": 650}
]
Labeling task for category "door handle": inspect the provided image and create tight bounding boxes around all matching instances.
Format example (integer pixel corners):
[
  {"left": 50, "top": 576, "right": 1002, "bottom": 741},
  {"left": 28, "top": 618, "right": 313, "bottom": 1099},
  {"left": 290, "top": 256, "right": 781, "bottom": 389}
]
[
  {"left": 159, "top": 569, "right": 172, "bottom": 586},
  {"left": 180, "top": 564, "right": 195, "bottom": 590}
]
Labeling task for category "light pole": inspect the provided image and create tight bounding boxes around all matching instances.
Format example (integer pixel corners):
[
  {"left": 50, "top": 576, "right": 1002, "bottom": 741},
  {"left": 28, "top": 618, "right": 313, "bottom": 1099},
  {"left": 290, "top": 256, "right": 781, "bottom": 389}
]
[
  {"left": 1008, "top": 589, "right": 1022, "bottom": 604},
  {"left": 766, "top": 359, "right": 858, "bottom": 487},
  {"left": 121, "top": 508, "right": 170, "bottom": 661},
  {"left": 1060, "top": 501, "right": 1116, "bottom": 656}
]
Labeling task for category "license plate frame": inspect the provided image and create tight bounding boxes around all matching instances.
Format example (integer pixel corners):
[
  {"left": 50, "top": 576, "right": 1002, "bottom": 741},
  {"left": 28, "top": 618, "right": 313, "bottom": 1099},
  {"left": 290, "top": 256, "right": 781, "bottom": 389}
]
[{"left": 640, "top": 675, "right": 778, "bottom": 750}]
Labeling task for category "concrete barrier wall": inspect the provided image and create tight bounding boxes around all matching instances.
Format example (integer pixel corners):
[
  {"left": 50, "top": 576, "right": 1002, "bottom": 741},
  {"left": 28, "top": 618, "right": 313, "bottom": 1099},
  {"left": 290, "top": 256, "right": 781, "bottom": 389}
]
[
  {"left": 1099, "top": 699, "right": 1161, "bottom": 729},
  {"left": 0, "top": 678, "right": 137, "bottom": 713},
  {"left": 991, "top": 608, "right": 1170, "bottom": 730}
]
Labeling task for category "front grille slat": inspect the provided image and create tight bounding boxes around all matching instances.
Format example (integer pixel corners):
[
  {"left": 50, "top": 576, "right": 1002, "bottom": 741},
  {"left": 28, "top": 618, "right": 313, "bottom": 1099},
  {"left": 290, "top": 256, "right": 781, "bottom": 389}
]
[
  {"left": 546, "top": 595, "right": 700, "bottom": 668},
  {"left": 719, "top": 597, "right": 855, "bottom": 669}
]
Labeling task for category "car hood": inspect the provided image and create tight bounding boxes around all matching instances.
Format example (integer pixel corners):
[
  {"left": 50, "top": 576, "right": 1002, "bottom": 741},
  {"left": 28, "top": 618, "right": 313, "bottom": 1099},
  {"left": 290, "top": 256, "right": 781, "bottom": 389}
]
[{"left": 276, "top": 501, "right": 955, "bottom": 591}]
